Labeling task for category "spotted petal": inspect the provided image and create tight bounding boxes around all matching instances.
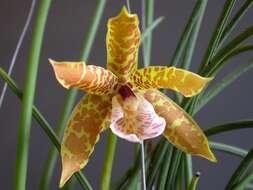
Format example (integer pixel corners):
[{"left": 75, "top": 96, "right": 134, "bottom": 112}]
[
  {"left": 131, "top": 66, "right": 213, "bottom": 97},
  {"left": 50, "top": 59, "right": 118, "bottom": 95},
  {"left": 110, "top": 93, "right": 166, "bottom": 143},
  {"left": 106, "top": 7, "right": 141, "bottom": 81},
  {"left": 60, "top": 94, "right": 112, "bottom": 187},
  {"left": 141, "top": 89, "right": 217, "bottom": 162}
]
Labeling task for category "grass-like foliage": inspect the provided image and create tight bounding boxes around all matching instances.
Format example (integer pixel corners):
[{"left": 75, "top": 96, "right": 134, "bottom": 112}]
[{"left": 0, "top": 0, "right": 253, "bottom": 190}]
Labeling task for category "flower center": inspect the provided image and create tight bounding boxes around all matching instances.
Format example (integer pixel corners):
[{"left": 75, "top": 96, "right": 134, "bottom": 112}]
[{"left": 118, "top": 85, "right": 135, "bottom": 100}]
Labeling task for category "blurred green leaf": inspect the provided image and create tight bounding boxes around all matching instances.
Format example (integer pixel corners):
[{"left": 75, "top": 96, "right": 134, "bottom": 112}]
[
  {"left": 199, "top": 0, "right": 236, "bottom": 71},
  {"left": 170, "top": 0, "right": 206, "bottom": 67},
  {"left": 15, "top": 1, "right": 52, "bottom": 189},
  {"left": 219, "top": 0, "right": 253, "bottom": 46},
  {"left": 141, "top": 16, "right": 164, "bottom": 42},
  {"left": 147, "top": 138, "right": 167, "bottom": 188},
  {"left": 202, "top": 26, "right": 253, "bottom": 75},
  {"left": 142, "top": 0, "right": 154, "bottom": 67},
  {"left": 0, "top": 68, "right": 92, "bottom": 190},
  {"left": 181, "top": 0, "right": 208, "bottom": 70},
  {"left": 157, "top": 145, "right": 173, "bottom": 189},
  {"left": 225, "top": 148, "right": 253, "bottom": 190},
  {"left": 195, "top": 61, "right": 253, "bottom": 113},
  {"left": 233, "top": 171, "right": 253, "bottom": 190},
  {"left": 207, "top": 45, "right": 253, "bottom": 76},
  {"left": 210, "top": 142, "right": 248, "bottom": 158}
]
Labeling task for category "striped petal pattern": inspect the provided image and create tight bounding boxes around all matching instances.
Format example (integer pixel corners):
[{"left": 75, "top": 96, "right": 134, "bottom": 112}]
[
  {"left": 110, "top": 93, "right": 166, "bottom": 143},
  {"left": 50, "top": 59, "right": 118, "bottom": 95},
  {"left": 131, "top": 66, "right": 212, "bottom": 97}
]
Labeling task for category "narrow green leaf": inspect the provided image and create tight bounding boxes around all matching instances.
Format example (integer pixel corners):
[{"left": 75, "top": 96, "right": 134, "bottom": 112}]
[
  {"left": 39, "top": 1, "right": 106, "bottom": 189},
  {"left": 0, "top": 68, "right": 92, "bottom": 190},
  {"left": 157, "top": 145, "right": 173, "bottom": 189},
  {"left": 202, "top": 26, "right": 253, "bottom": 75},
  {"left": 165, "top": 149, "right": 183, "bottom": 189},
  {"left": 169, "top": 0, "right": 205, "bottom": 67},
  {"left": 196, "top": 61, "right": 253, "bottom": 113},
  {"left": 184, "top": 154, "right": 193, "bottom": 188},
  {"left": 112, "top": 168, "right": 132, "bottom": 190},
  {"left": 181, "top": 0, "right": 208, "bottom": 70},
  {"left": 219, "top": 0, "right": 253, "bottom": 46},
  {"left": 14, "top": 1, "right": 52, "bottom": 189},
  {"left": 199, "top": 0, "right": 237, "bottom": 71},
  {"left": 146, "top": 138, "right": 167, "bottom": 188},
  {"left": 204, "top": 120, "right": 253, "bottom": 137},
  {"left": 141, "top": 17, "right": 164, "bottom": 42},
  {"left": 210, "top": 142, "right": 248, "bottom": 158},
  {"left": 225, "top": 148, "right": 253, "bottom": 190},
  {"left": 175, "top": 161, "right": 184, "bottom": 190},
  {"left": 206, "top": 45, "right": 253, "bottom": 76}
]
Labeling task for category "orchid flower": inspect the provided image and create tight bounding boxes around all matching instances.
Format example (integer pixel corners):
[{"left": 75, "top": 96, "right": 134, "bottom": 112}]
[{"left": 50, "top": 7, "right": 217, "bottom": 187}]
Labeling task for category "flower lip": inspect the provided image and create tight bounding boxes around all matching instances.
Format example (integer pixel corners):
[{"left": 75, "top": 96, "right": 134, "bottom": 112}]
[{"left": 118, "top": 85, "right": 135, "bottom": 100}]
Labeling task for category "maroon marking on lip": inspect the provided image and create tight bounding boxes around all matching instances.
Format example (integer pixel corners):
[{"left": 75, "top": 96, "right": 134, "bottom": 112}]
[{"left": 118, "top": 85, "right": 135, "bottom": 100}]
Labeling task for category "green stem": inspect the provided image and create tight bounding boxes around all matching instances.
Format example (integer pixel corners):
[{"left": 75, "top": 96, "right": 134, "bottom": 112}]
[
  {"left": 101, "top": 132, "right": 117, "bottom": 190},
  {"left": 0, "top": 67, "right": 92, "bottom": 190},
  {"left": 184, "top": 154, "right": 193, "bottom": 188},
  {"left": 188, "top": 172, "right": 201, "bottom": 190},
  {"left": 39, "top": 0, "right": 106, "bottom": 189},
  {"left": 14, "top": 1, "right": 51, "bottom": 190}
]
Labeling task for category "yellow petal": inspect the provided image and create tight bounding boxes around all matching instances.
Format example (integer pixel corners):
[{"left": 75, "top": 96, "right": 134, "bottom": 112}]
[
  {"left": 131, "top": 66, "right": 213, "bottom": 97},
  {"left": 49, "top": 59, "right": 118, "bottom": 95},
  {"left": 59, "top": 94, "right": 112, "bottom": 187},
  {"left": 106, "top": 6, "right": 141, "bottom": 81},
  {"left": 140, "top": 89, "right": 217, "bottom": 162}
]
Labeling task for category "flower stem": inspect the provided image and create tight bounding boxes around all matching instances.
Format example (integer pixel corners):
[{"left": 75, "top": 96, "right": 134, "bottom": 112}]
[
  {"left": 140, "top": 141, "right": 146, "bottom": 190},
  {"left": 14, "top": 1, "right": 51, "bottom": 190},
  {"left": 101, "top": 131, "right": 117, "bottom": 190}
]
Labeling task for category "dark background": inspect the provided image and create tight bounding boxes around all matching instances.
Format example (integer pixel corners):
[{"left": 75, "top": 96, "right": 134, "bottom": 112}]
[{"left": 0, "top": 0, "right": 252, "bottom": 189}]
